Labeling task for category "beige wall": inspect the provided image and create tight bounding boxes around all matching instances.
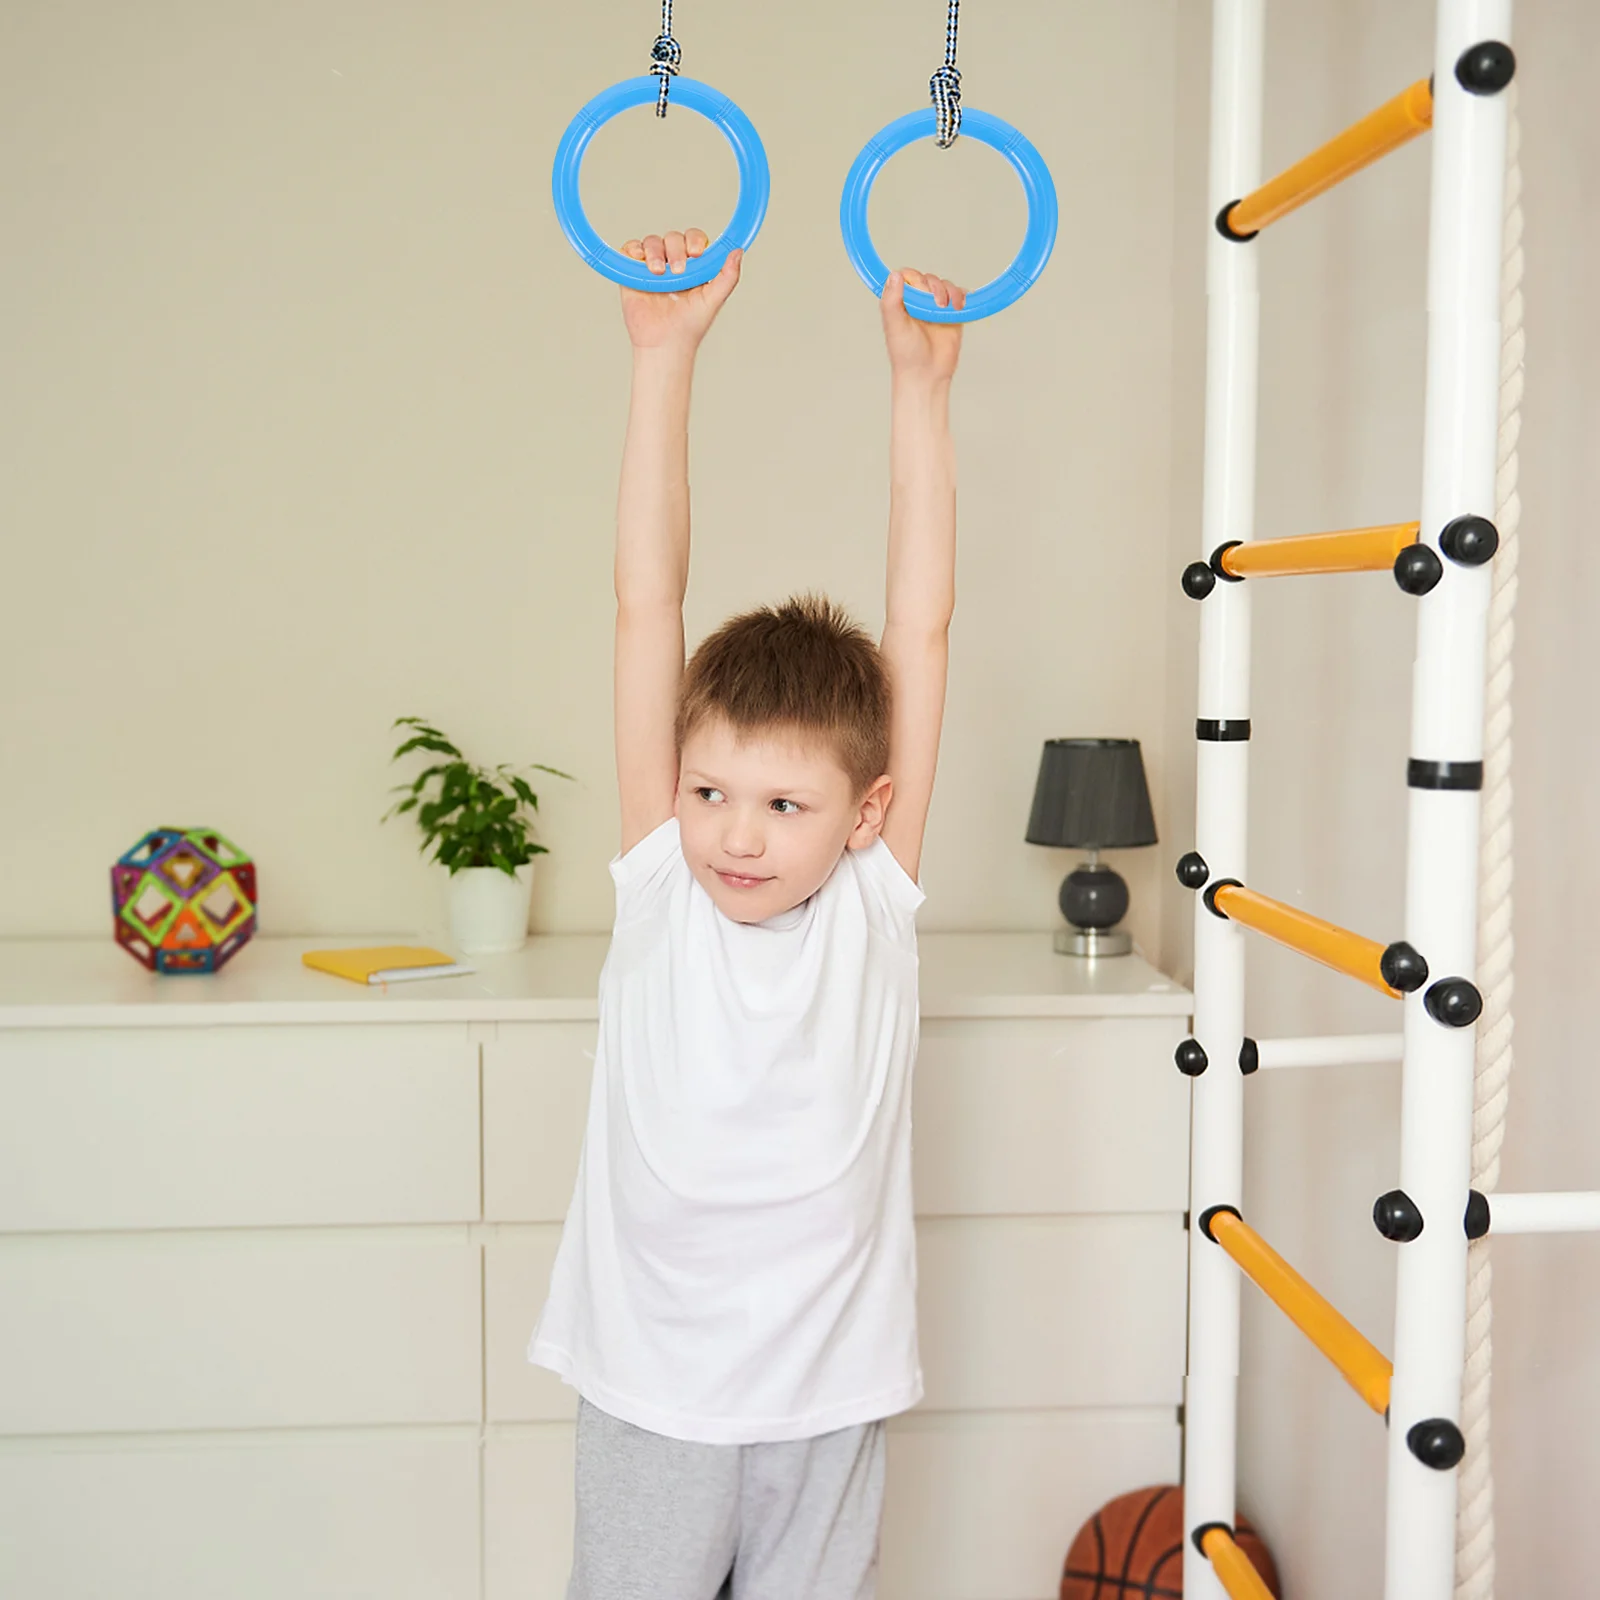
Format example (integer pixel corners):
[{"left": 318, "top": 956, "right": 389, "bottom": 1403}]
[
  {"left": 1157, "top": 2, "right": 1600, "bottom": 1596},
  {"left": 0, "top": 0, "right": 1182, "bottom": 949},
  {"left": 5, "top": 0, "right": 1598, "bottom": 1594}
]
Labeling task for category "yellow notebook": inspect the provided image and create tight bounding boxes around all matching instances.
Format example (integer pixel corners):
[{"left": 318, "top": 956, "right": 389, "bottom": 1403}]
[{"left": 302, "top": 946, "right": 475, "bottom": 986}]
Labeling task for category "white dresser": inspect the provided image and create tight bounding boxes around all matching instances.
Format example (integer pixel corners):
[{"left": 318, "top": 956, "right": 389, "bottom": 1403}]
[{"left": 0, "top": 933, "right": 1192, "bottom": 1600}]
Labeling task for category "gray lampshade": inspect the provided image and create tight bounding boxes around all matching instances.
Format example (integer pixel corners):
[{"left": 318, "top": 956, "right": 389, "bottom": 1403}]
[{"left": 1026, "top": 738, "right": 1158, "bottom": 851}]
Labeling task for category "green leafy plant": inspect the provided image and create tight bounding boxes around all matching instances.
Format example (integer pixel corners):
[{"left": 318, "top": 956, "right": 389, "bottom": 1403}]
[{"left": 384, "top": 717, "right": 572, "bottom": 877}]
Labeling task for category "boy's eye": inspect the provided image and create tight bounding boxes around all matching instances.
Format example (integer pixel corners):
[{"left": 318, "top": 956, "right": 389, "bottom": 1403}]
[
  {"left": 696, "top": 787, "right": 724, "bottom": 804},
  {"left": 770, "top": 798, "right": 801, "bottom": 815}
]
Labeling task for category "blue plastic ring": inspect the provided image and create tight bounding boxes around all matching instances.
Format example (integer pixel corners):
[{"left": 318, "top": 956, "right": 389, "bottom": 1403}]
[
  {"left": 551, "top": 76, "right": 770, "bottom": 292},
  {"left": 839, "top": 108, "right": 1059, "bottom": 323}
]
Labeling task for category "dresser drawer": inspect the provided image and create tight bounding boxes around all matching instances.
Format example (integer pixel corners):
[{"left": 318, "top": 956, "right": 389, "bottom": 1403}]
[
  {"left": 0, "top": 1433, "right": 481, "bottom": 1600},
  {"left": 484, "top": 1228, "right": 576, "bottom": 1423},
  {"left": 482, "top": 1023, "right": 595, "bottom": 1223},
  {"left": 917, "top": 1214, "right": 1185, "bottom": 1410},
  {"left": 0, "top": 1025, "right": 480, "bottom": 1231},
  {"left": 912, "top": 1017, "right": 1190, "bottom": 1216},
  {"left": 480, "top": 1017, "right": 1190, "bottom": 1226},
  {"left": 480, "top": 1409, "right": 1184, "bottom": 1600},
  {"left": 0, "top": 1229, "right": 481, "bottom": 1434},
  {"left": 483, "top": 1212, "right": 1185, "bottom": 1423},
  {"left": 484, "top": 1429, "right": 576, "bottom": 1600},
  {"left": 881, "top": 1408, "right": 1182, "bottom": 1600}
]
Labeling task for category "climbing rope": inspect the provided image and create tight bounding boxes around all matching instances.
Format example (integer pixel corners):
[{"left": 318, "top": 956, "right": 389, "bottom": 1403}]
[
  {"left": 649, "top": 0, "right": 682, "bottom": 117},
  {"left": 1455, "top": 84, "right": 1522, "bottom": 1600},
  {"left": 930, "top": 0, "right": 962, "bottom": 147}
]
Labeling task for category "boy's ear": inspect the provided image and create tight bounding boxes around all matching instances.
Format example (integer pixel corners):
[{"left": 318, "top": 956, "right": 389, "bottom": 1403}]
[{"left": 848, "top": 774, "right": 894, "bottom": 847}]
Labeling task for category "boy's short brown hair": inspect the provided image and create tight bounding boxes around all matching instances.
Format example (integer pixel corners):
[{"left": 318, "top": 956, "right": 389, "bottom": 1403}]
[{"left": 676, "top": 595, "right": 891, "bottom": 796}]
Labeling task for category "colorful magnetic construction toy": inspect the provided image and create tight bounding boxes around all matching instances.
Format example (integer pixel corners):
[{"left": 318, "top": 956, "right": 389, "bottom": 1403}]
[{"left": 111, "top": 827, "right": 257, "bottom": 973}]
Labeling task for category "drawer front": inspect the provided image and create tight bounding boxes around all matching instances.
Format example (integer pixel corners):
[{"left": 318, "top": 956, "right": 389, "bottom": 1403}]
[
  {"left": 916, "top": 1214, "right": 1185, "bottom": 1411},
  {"left": 912, "top": 1017, "right": 1190, "bottom": 1216},
  {"left": 0, "top": 1433, "right": 480, "bottom": 1600},
  {"left": 484, "top": 1429, "right": 576, "bottom": 1600},
  {"left": 0, "top": 1230, "right": 481, "bottom": 1434},
  {"left": 485, "top": 1229, "right": 576, "bottom": 1423},
  {"left": 881, "top": 1408, "right": 1182, "bottom": 1600},
  {"left": 482, "top": 1018, "right": 1189, "bottom": 1226},
  {"left": 480, "top": 1411, "right": 1181, "bottom": 1600},
  {"left": 0, "top": 1025, "right": 480, "bottom": 1232},
  {"left": 484, "top": 1214, "right": 1184, "bottom": 1423},
  {"left": 483, "top": 1023, "right": 595, "bottom": 1223}
]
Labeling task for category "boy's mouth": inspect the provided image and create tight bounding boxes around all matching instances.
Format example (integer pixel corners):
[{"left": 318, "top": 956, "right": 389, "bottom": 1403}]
[{"left": 715, "top": 869, "right": 771, "bottom": 890}]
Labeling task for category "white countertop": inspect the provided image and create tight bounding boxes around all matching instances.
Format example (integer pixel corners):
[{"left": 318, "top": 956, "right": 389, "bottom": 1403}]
[{"left": 0, "top": 934, "right": 1191, "bottom": 1029}]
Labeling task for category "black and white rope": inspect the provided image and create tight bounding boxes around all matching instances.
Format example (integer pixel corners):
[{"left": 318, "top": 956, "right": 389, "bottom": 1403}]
[
  {"left": 649, "top": 0, "right": 682, "bottom": 117},
  {"left": 930, "top": 0, "right": 962, "bottom": 147}
]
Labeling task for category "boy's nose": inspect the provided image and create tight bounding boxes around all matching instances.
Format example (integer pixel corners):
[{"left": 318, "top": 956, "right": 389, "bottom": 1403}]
[{"left": 722, "top": 814, "right": 764, "bottom": 858}]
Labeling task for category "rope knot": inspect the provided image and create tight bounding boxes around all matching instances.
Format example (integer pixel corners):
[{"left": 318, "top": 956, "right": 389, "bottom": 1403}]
[
  {"left": 649, "top": 33, "right": 682, "bottom": 116},
  {"left": 930, "top": 62, "right": 962, "bottom": 147}
]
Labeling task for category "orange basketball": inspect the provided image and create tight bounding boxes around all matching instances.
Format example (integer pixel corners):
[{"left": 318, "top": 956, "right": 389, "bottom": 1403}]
[{"left": 1060, "top": 1484, "right": 1281, "bottom": 1598}]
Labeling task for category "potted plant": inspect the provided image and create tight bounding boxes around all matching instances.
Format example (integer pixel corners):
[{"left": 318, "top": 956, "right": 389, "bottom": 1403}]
[{"left": 384, "top": 717, "right": 572, "bottom": 955}]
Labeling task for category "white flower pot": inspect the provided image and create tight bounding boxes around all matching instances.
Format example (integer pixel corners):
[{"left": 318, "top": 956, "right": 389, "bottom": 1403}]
[{"left": 447, "top": 864, "right": 534, "bottom": 955}]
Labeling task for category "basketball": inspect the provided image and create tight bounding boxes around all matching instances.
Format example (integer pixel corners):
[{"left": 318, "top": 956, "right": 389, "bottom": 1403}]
[{"left": 1060, "top": 1483, "right": 1281, "bottom": 1598}]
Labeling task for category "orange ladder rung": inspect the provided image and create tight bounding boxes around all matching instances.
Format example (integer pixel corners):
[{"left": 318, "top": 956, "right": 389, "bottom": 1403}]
[
  {"left": 1216, "top": 521, "right": 1421, "bottom": 580},
  {"left": 1202, "top": 1206, "right": 1394, "bottom": 1415},
  {"left": 1197, "top": 1523, "right": 1280, "bottom": 1600},
  {"left": 1220, "top": 78, "right": 1434, "bottom": 239},
  {"left": 1206, "top": 880, "right": 1421, "bottom": 998}
]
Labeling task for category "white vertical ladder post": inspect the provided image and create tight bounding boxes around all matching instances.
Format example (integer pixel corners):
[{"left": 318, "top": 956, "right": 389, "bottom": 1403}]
[
  {"left": 1183, "top": 3, "right": 1263, "bottom": 1596},
  {"left": 1386, "top": 4, "right": 1514, "bottom": 1599}
]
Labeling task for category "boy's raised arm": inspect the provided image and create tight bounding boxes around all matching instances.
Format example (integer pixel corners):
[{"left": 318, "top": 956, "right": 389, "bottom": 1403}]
[
  {"left": 877, "top": 270, "right": 964, "bottom": 883},
  {"left": 611, "top": 232, "right": 743, "bottom": 855},
  {"left": 614, "top": 345, "right": 693, "bottom": 855}
]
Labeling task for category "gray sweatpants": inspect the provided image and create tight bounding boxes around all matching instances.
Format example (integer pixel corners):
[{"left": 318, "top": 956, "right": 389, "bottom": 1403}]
[{"left": 566, "top": 1399, "right": 887, "bottom": 1600}]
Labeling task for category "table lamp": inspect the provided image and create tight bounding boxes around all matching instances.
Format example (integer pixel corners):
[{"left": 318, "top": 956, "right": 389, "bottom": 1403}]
[{"left": 1026, "top": 738, "right": 1158, "bottom": 957}]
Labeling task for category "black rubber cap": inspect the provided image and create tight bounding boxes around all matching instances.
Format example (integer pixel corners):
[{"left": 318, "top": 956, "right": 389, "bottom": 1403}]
[
  {"left": 1215, "top": 202, "right": 1258, "bottom": 242},
  {"left": 1191, "top": 1520, "right": 1235, "bottom": 1557},
  {"left": 1175, "top": 1038, "right": 1209, "bottom": 1077},
  {"left": 1439, "top": 514, "right": 1499, "bottom": 567},
  {"left": 1238, "top": 1037, "right": 1259, "bottom": 1076},
  {"left": 1393, "top": 544, "right": 1443, "bottom": 596},
  {"left": 1425, "top": 978, "right": 1484, "bottom": 1029},
  {"left": 1374, "top": 1188, "right": 1425, "bottom": 1242},
  {"left": 1198, "top": 1204, "right": 1242, "bottom": 1242},
  {"left": 1209, "top": 541, "right": 1246, "bottom": 582},
  {"left": 1380, "top": 941, "right": 1429, "bottom": 993},
  {"left": 1176, "top": 850, "right": 1211, "bottom": 889},
  {"left": 1203, "top": 878, "right": 1243, "bottom": 919},
  {"left": 1465, "top": 1190, "right": 1491, "bottom": 1240},
  {"left": 1455, "top": 41, "right": 1516, "bottom": 95},
  {"left": 1408, "top": 1418, "right": 1467, "bottom": 1470},
  {"left": 1182, "top": 561, "right": 1218, "bottom": 600}
]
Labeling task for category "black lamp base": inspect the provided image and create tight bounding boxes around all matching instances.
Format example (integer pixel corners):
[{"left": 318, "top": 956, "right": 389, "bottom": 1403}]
[{"left": 1056, "top": 861, "right": 1133, "bottom": 959}]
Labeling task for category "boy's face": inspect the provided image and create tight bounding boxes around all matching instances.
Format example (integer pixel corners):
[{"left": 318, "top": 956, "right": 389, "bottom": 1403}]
[{"left": 675, "top": 716, "right": 891, "bottom": 924}]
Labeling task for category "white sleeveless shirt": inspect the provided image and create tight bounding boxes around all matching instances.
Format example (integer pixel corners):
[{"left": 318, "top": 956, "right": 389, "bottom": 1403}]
[{"left": 528, "top": 816, "right": 925, "bottom": 1444}]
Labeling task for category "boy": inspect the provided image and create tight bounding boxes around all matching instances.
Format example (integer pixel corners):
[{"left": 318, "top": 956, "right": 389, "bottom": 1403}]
[{"left": 530, "top": 225, "right": 964, "bottom": 1599}]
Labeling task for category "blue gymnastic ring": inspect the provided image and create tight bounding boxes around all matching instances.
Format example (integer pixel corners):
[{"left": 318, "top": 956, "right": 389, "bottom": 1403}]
[
  {"left": 839, "top": 108, "right": 1058, "bottom": 324},
  {"left": 552, "top": 76, "right": 770, "bottom": 292}
]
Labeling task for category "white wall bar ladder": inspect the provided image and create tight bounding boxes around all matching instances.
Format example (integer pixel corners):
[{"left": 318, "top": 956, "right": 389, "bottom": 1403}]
[{"left": 1179, "top": 4, "right": 1516, "bottom": 1598}]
